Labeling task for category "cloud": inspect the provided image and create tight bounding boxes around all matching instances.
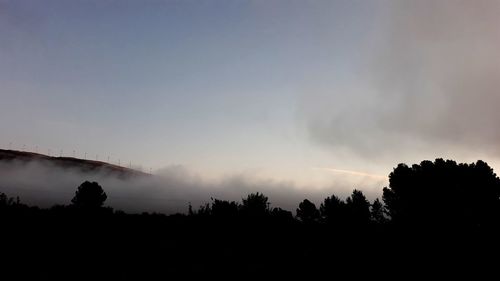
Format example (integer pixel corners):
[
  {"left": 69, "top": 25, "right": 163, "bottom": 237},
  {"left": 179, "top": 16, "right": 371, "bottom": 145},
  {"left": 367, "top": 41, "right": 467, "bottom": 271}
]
[
  {"left": 301, "top": 0, "right": 500, "bottom": 160},
  {"left": 0, "top": 159, "right": 381, "bottom": 214},
  {"left": 313, "top": 167, "right": 386, "bottom": 180}
]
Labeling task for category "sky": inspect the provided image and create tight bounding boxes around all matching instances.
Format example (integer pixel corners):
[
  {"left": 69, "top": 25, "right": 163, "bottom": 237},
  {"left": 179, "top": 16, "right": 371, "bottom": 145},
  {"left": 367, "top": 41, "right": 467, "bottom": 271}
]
[{"left": 2, "top": 0, "right": 500, "bottom": 201}]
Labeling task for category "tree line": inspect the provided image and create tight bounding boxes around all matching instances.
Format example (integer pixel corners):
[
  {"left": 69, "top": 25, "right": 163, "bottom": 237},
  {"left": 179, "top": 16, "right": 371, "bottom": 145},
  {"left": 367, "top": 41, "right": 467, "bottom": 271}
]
[
  {"left": 2, "top": 158, "right": 500, "bottom": 278},
  {"left": 2, "top": 158, "right": 500, "bottom": 230}
]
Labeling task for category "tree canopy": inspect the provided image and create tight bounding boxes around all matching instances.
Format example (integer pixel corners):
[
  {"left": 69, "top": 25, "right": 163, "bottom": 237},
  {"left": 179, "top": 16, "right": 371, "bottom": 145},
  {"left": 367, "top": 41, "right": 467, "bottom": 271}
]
[
  {"left": 71, "top": 181, "right": 107, "bottom": 209},
  {"left": 383, "top": 159, "right": 500, "bottom": 228},
  {"left": 296, "top": 199, "right": 320, "bottom": 223},
  {"left": 240, "top": 192, "right": 270, "bottom": 217}
]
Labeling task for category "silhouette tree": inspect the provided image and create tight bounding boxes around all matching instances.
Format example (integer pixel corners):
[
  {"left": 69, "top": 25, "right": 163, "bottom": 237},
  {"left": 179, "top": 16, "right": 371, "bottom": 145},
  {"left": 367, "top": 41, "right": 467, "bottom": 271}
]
[
  {"left": 320, "top": 194, "right": 347, "bottom": 225},
  {"left": 383, "top": 159, "right": 500, "bottom": 228},
  {"left": 195, "top": 203, "right": 211, "bottom": 217},
  {"left": 0, "top": 192, "right": 15, "bottom": 209},
  {"left": 296, "top": 199, "right": 320, "bottom": 223},
  {"left": 345, "top": 189, "right": 371, "bottom": 226},
  {"left": 0, "top": 192, "right": 25, "bottom": 215},
  {"left": 370, "top": 198, "right": 386, "bottom": 224},
  {"left": 71, "top": 181, "right": 107, "bottom": 209},
  {"left": 211, "top": 198, "right": 239, "bottom": 218},
  {"left": 188, "top": 202, "right": 194, "bottom": 216},
  {"left": 240, "top": 192, "right": 270, "bottom": 217},
  {"left": 270, "top": 207, "right": 294, "bottom": 222}
]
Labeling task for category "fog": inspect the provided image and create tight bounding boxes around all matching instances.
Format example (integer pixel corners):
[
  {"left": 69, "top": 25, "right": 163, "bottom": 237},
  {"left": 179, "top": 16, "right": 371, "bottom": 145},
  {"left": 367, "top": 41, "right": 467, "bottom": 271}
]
[{"left": 0, "top": 159, "right": 384, "bottom": 213}]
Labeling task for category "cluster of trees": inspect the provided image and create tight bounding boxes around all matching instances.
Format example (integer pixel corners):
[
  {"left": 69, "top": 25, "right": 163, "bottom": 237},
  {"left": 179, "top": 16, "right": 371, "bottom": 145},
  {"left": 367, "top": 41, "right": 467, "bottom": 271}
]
[
  {"left": 187, "top": 188, "right": 383, "bottom": 227},
  {"left": 180, "top": 159, "right": 500, "bottom": 230},
  {"left": 2, "top": 158, "right": 500, "bottom": 230},
  {"left": 383, "top": 159, "right": 500, "bottom": 229},
  {"left": 66, "top": 181, "right": 384, "bottom": 227},
  {"left": 296, "top": 190, "right": 385, "bottom": 226}
]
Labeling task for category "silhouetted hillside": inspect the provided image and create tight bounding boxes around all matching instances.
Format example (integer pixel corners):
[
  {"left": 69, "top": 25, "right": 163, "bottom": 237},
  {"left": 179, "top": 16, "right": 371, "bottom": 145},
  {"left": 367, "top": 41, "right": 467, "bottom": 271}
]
[{"left": 0, "top": 149, "right": 148, "bottom": 179}]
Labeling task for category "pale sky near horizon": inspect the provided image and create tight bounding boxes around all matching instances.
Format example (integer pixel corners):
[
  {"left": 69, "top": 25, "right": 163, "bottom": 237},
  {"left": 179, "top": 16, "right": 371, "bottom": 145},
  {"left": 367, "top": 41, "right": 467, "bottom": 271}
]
[{"left": 2, "top": 0, "right": 500, "bottom": 195}]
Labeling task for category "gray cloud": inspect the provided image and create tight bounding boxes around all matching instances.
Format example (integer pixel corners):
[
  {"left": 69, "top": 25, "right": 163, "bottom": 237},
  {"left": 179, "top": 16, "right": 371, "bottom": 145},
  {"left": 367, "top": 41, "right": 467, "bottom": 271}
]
[
  {"left": 301, "top": 0, "right": 500, "bottom": 160},
  {"left": 0, "top": 159, "right": 377, "bottom": 214}
]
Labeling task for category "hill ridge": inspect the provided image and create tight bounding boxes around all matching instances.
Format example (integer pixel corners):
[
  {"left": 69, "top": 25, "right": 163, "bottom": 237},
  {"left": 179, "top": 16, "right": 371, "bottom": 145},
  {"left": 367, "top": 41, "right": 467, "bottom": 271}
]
[{"left": 0, "top": 149, "right": 149, "bottom": 178}]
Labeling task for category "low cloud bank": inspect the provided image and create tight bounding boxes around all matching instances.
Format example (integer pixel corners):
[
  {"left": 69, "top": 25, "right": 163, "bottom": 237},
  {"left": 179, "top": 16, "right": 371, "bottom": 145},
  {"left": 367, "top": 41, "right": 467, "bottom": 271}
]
[{"left": 0, "top": 160, "right": 383, "bottom": 214}]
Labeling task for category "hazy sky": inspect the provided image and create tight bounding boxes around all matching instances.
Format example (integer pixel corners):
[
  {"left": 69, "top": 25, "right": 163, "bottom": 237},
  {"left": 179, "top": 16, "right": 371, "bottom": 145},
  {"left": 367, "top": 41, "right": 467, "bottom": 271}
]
[{"left": 2, "top": 0, "right": 500, "bottom": 196}]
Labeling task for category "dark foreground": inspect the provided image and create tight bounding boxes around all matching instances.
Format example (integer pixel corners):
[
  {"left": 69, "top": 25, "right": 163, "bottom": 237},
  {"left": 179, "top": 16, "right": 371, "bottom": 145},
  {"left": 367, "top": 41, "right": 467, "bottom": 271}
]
[
  {"left": 2, "top": 208, "right": 500, "bottom": 279},
  {"left": 4, "top": 158, "right": 500, "bottom": 279}
]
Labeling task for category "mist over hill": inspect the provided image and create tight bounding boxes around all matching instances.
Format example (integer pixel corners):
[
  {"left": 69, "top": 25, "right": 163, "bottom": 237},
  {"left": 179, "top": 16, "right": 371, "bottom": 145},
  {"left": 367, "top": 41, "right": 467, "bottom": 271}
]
[
  {"left": 0, "top": 149, "right": 149, "bottom": 178},
  {"left": 0, "top": 149, "right": 351, "bottom": 214}
]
